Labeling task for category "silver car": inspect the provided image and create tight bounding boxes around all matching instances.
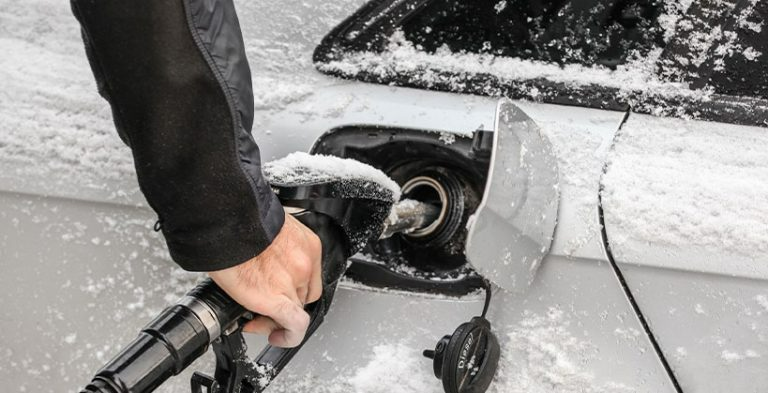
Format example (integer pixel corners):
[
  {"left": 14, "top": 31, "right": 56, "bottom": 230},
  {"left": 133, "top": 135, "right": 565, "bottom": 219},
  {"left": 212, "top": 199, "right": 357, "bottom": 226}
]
[{"left": 1, "top": 0, "right": 767, "bottom": 392}]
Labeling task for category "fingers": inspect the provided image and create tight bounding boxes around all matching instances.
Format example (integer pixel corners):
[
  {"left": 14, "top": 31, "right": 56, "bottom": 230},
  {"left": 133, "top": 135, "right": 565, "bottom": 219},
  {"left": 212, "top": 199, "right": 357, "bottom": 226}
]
[
  {"left": 307, "top": 243, "right": 322, "bottom": 303},
  {"left": 242, "top": 315, "right": 279, "bottom": 335},
  {"left": 291, "top": 215, "right": 323, "bottom": 304},
  {"left": 208, "top": 211, "right": 324, "bottom": 349},
  {"left": 269, "top": 329, "right": 303, "bottom": 349},
  {"left": 261, "top": 295, "right": 310, "bottom": 348},
  {"left": 296, "top": 285, "right": 309, "bottom": 305},
  {"left": 243, "top": 312, "right": 310, "bottom": 349}
]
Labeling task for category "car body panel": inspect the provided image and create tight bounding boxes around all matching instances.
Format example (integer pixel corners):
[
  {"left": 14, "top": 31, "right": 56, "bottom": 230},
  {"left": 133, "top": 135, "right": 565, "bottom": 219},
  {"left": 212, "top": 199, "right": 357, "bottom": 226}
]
[
  {"left": 616, "top": 264, "right": 768, "bottom": 393},
  {"left": 0, "top": 191, "right": 211, "bottom": 393},
  {"left": 252, "top": 254, "right": 676, "bottom": 393},
  {"left": 602, "top": 114, "right": 768, "bottom": 392},
  {"left": 0, "top": 181, "right": 675, "bottom": 392}
]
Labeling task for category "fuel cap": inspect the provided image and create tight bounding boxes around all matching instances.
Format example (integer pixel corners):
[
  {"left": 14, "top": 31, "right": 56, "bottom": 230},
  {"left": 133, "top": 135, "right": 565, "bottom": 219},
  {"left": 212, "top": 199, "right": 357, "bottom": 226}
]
[{"left": 423, "top": 316, "right": 500, "bottom": 393}]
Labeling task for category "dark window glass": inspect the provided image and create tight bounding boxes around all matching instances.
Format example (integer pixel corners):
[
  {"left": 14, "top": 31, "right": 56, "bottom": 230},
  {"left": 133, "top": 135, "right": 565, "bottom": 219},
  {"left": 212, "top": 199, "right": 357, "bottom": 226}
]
[
  {"left": 399, "top": 0, "right": 666, "bottom": 68},
  {"left": 705, "top": 1, "right": 768, "bottom": 99},
  {"left": 657, "top": 0, "right": 768, "bottom": 100}
]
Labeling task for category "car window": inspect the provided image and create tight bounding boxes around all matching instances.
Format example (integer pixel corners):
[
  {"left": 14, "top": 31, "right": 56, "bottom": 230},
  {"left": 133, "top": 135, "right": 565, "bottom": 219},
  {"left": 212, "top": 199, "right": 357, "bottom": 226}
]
[
  {"left": 703, "top": 0, "right": 767, "bottom": 100},
  {"left": 397, "top": 0, "right": 666, "bottom": 69},
  {"left": 314, "top": 0, "right": 768, "bottom": 126},
  {"left": 658, "top": 0, "right": 767, "bottom": 100}
]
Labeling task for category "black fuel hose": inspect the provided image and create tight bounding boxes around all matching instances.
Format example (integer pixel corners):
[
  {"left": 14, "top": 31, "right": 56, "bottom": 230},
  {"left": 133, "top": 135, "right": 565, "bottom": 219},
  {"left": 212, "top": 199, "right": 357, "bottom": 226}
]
[{"left": 79, "top": 279, "right": 245, "bottom": 393}]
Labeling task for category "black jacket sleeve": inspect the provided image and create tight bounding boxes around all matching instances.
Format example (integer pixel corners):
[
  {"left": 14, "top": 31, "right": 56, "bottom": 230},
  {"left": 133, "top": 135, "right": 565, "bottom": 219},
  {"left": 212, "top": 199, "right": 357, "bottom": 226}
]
[{"left": 70, "top": 0, "right": 285, "bottom": 271}]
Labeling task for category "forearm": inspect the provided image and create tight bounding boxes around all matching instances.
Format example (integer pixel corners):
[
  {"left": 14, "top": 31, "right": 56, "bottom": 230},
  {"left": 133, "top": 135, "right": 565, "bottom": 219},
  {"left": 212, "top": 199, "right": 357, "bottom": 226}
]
[{"left": 71, "top": 0, "right": 284, "bottom": 271}]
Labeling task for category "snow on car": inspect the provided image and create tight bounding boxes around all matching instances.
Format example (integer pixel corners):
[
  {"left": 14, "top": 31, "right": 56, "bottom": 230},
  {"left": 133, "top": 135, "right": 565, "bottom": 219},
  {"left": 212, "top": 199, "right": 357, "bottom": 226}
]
[{"left": 1, "top": 0, "right": 766, "bottom": 392}]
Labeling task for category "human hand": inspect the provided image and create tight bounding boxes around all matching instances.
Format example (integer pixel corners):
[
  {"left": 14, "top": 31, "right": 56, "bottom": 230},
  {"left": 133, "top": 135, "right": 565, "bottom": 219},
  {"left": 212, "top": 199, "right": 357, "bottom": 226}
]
[{"left": 208, "top": 212, "right": 323, "bottom": 348}]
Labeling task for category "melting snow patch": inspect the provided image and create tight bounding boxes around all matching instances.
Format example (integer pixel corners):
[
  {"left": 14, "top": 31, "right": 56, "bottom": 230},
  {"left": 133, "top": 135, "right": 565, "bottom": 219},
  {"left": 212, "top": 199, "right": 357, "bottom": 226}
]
[
  {"left": 266, "top": 341, "right": 441, "bottom": 393},
  {"left": 0, "top": 8, "right": 134, "bottom": 193},
  {"left": 743, "top": 47, "right": 763, "bottom": 61},
  {"left": 252, "top": 76, "right": 314, "bottom": 111},
  {"left": 267, "top": 307, "right": 632, "bottom": 392},
  {"left": 755, "top": 295, "right": 768, "bottom": 312},
  {"left": 438, "top": 132, "right": 456, "bottom": 145},
  {"left": 347, "top": 343, "right": 437, "bottom": 393},
  {"left": 490, "top": 308, "right": 633, "bottom": 393},
  {"left": 721, "top": 349, "right": 761, "bottom": 364}
]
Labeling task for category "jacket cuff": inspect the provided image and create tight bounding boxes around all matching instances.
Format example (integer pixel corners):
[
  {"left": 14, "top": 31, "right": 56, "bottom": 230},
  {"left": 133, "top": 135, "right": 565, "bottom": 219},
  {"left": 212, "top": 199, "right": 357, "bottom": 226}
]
[{"left": 165, "top": 192, "right": 285, "bottom": 272}]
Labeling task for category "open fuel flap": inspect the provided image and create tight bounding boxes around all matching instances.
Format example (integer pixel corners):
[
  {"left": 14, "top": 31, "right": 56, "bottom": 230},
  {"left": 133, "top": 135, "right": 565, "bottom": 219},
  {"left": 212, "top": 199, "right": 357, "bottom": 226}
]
[
  {"left": 310, "top": 99, "right": 558, "bottom": 295},
  {"left": 466, "top": 99, "right": 560, "bottom": 291}
]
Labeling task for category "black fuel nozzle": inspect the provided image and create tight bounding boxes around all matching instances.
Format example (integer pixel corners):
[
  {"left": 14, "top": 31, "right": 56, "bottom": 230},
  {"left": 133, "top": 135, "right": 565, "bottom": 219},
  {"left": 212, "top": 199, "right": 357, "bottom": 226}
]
[
  {"left": 78, "top": 207, "right": 369, "bottom": 393},
  {"left": 81, "top": 155, "right": 399, "bottom": 393},
  {"left": 78, "top": 206, "right": 374, "bottom": 393}
]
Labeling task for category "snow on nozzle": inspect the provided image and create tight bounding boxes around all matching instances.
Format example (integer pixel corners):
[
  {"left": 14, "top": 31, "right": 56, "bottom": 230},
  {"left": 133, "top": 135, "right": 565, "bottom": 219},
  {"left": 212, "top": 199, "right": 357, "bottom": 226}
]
[{"left": 264, "top": 152, "right": 399, "bottom": 255}]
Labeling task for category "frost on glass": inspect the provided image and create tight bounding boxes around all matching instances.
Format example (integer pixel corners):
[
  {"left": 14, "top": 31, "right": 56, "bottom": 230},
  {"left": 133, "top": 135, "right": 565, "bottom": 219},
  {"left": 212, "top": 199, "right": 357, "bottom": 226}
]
[
  {"left": 316, "top": 0, "right": 768, "bottom": 124},
  {"left": 397, "top": 0, "right": 667, "bottom": 68}
]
